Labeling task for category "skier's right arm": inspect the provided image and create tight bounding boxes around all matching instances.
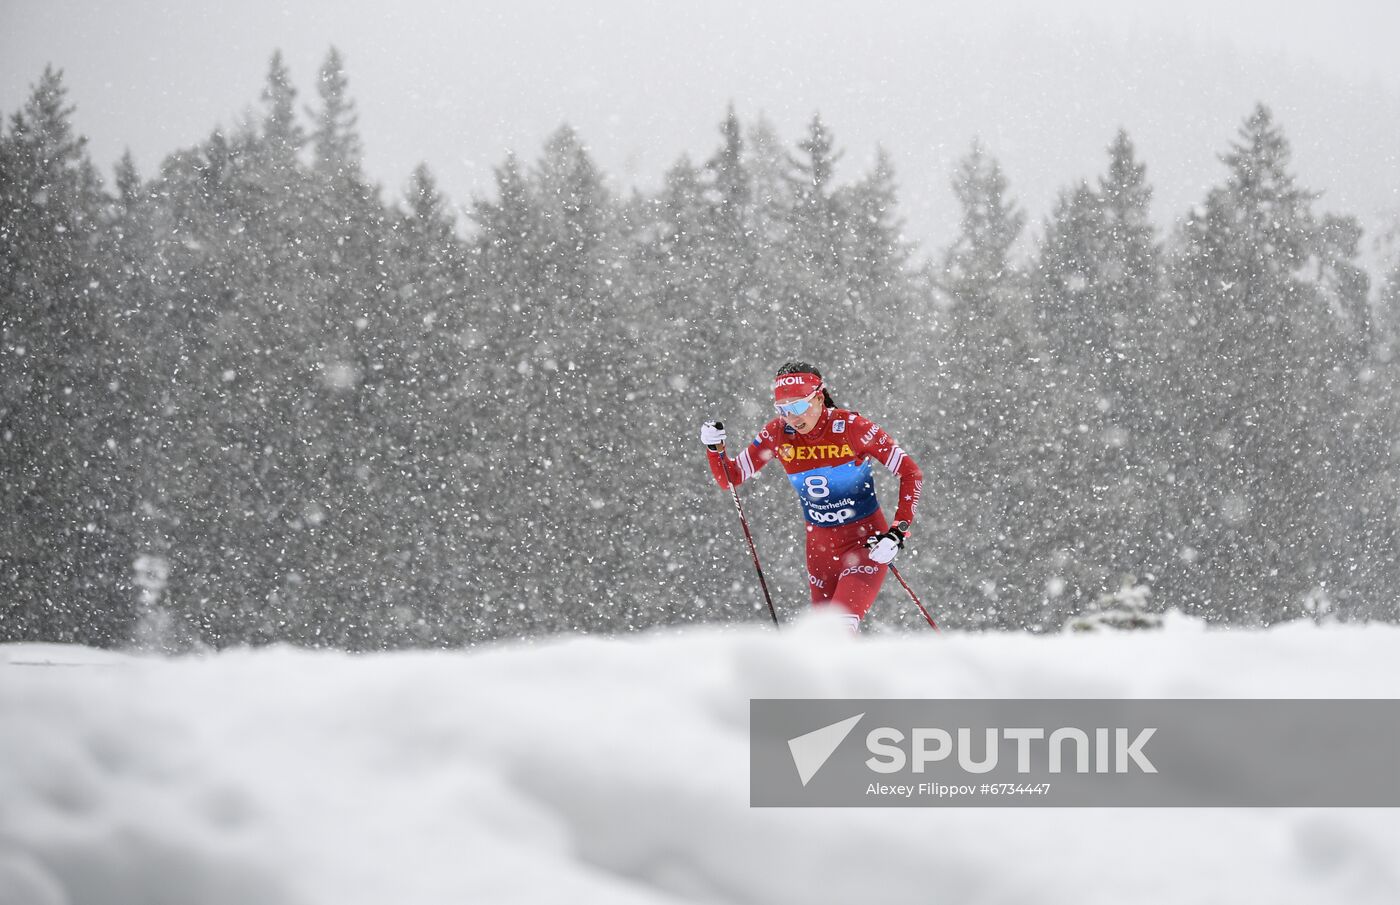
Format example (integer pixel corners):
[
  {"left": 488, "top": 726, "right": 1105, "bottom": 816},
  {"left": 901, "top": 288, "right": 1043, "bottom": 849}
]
[{"left": 701, "top": 420, "right": 776, "bottom": 489}]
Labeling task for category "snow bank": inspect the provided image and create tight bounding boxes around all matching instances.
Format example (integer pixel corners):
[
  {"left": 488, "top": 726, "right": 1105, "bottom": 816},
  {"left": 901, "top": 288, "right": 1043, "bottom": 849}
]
[{"left": 3, "top": 617, "right": 1399, "bottom": 905}]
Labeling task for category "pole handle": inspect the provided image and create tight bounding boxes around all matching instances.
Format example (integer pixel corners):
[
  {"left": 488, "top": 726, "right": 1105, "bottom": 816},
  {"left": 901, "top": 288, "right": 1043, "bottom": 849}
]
[
  {"left": 705, "top": 421, "right": 725, "bottom": 453},
  {"left": 707, "top": 426, "right": 778, "bottom": 629}
]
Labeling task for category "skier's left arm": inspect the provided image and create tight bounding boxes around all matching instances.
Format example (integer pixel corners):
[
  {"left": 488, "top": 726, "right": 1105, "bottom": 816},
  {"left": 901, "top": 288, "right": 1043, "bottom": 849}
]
[{"left": 854, "top": 415, "right": 923, "bottom": 531}]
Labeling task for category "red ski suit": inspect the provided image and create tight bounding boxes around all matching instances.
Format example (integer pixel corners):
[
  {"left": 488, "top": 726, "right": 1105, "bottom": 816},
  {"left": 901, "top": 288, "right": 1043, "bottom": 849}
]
[{"left": 706, "top": 407, "right": 923, "bottom": 619}]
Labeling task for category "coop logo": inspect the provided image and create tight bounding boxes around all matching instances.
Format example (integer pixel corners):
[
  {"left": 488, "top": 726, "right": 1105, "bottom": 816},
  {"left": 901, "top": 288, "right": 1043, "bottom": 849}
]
[{"left": 810, "top": 507, "right": 857, "bottom": 524}]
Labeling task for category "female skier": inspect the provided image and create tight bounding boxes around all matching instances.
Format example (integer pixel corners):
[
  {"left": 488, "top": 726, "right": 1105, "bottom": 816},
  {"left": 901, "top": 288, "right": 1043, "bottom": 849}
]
[{"left": 700, "top": 362, "right": 923, "bottom": 630}]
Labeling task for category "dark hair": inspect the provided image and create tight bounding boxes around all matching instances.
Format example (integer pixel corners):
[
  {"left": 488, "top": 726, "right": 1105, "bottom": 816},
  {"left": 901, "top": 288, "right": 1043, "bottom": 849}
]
[{"left": 776, "top": 360, "right": 837, "bottom": 408}]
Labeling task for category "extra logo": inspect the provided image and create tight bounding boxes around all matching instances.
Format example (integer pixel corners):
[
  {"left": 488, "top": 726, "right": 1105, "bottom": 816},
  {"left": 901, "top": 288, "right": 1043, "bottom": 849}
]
[{"left": 779, "top": 443, "right": 856, "bottom": 463}]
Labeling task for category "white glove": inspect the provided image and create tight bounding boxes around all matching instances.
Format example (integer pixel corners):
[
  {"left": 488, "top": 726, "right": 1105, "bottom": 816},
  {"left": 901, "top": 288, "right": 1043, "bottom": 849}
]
[
  {"left": 700, "top": 420, "right": 726, "bottom": 448},
  {"left": 865, "top": 524, "right": 906, "bottom": 565}
]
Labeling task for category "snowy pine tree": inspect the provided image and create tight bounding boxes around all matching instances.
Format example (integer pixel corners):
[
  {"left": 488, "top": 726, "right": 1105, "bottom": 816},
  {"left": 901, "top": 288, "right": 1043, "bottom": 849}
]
[
  {"left": 1167, "top": 104, "right": 1370, "bottom": 623},
  {"left": 927, "top": 141, "right": 1050, "bottom": 629},
  {"left": 1028, "top": 131, "right": 1169, "bottom": 625},
  {"left": 0, "top": 67, "right": 133, "bottom": 644}
]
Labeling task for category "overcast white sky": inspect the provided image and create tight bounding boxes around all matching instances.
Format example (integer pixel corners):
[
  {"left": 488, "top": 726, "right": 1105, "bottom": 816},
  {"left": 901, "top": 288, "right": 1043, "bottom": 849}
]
[{"left": 3, "top": 1, "right": 1399, "bottom": 261}]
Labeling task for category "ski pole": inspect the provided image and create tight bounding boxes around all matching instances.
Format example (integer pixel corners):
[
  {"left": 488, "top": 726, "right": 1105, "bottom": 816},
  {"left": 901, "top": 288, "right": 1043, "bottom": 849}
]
[
  {"left": 707, "top": 425, "right": 780, "bottom": 628},
  {"left": 889, "top": 563, "right": 940, "bottom": 632}
]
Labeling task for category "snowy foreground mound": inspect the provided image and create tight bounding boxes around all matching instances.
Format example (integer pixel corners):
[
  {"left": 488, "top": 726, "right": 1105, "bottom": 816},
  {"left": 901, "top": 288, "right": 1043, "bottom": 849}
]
[{"left": 3, "top": 618, "right": 1400, "bottom": 905}]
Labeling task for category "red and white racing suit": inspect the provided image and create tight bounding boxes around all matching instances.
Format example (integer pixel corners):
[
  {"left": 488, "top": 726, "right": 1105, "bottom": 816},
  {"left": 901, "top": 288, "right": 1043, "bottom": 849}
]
[{"left": 706, "top": 407, "right": 923, "bottom": 620}]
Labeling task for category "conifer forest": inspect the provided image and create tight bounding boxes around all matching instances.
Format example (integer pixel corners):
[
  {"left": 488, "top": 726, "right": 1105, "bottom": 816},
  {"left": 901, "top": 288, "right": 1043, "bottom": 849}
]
[{"left": 4, "top": 51, "right": 1400, "bottom": 648}]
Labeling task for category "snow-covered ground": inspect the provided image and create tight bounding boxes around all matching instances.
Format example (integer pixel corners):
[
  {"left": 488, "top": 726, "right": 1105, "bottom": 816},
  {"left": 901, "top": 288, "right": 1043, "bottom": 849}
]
[{"left": 3, "top": 616, "right": 1399, "bottom": 905}]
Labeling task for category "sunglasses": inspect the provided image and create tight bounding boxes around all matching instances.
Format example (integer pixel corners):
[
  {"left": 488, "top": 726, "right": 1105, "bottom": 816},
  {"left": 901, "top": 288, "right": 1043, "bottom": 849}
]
[{"left": 774, "top": 391, "right": 819, "bottom": 417}]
